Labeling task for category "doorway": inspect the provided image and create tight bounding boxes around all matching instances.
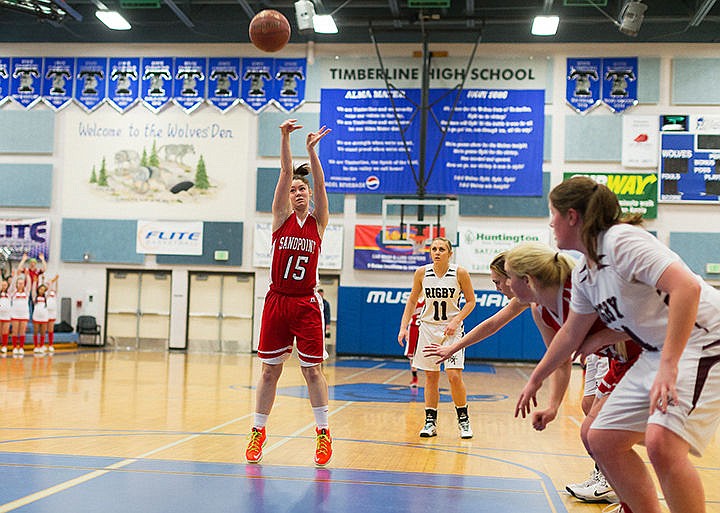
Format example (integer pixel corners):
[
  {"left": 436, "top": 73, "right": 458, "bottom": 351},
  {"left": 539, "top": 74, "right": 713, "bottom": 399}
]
[
  {"left": 187, "top": 272, "right": 255, "bottom": 352},
  {"left": 106, "top": 270, "right": 172, "bottom": 350}
]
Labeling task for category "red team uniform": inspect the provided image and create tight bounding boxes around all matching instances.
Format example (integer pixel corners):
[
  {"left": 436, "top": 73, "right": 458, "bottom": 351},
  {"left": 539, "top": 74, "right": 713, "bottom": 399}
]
[
  {"left": 538, "top": 278, "right": 641, "bottom": 395},
  {"left": 258, "top": 212, "right": 325, "bottom": 365},
  {"left": 405, "top": 299, "right": 424, "bottom": 359}
]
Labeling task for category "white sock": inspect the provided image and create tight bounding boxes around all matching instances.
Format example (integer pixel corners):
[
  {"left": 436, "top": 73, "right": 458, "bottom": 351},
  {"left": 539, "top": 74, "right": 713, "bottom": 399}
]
[
  {"left": 312, "top": 405, "right": 329, "bottom": 429},
  {"left": 253, "top": 413, "right": 269, "bottom": 429}
]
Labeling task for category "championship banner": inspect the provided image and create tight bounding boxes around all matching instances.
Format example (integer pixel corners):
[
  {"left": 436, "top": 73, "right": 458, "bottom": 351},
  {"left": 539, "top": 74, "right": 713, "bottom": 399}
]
[
  {"left": 455, "top": 225, "right": 551, "bottom": 273},
  {"left": 0, "top": 57, "right": 9, "bottom": 106},
  {"left": 107, "top": 57, "right": 140, "bottom": 113},
  {"left": 42, "top": 57, "right": 75, "bottom": 111},
  {"left": 140, "top": 57, "right": 173, "bottom": 113},
  {"left": 241, "top": 57, "right": 274, "bottom": 113},
  {"left": 10, "top": 57, "right": 43, "bottom": 109},
  {"left": 253, "top": 222, "right": 343, "bottom": 270},
  {"left": 0, "top": 218, "right": 50, "bottom": 260},
  {"left": 136, "top": 220, "right": 203, "bottom": 255},
  {"left": 621, "top": 115, "right": 658, "bottom": 168},
  {"left": 74, "top": 57, "right": 108, "bottom": 112},
  {"left": 566, "top": 58, "right": 601, "bottom": 114},
  {"left": 207, "top": 57, "right": 240, "bottom": 112},
  {"left": 602, "top": 57, "right": 638, "bottom": 113},
  {"left": 353, "top": 224, "right": 432, "bottom": 271},
  {"left": 272, "top": 58, "right": 306, "bottom": 112},
  {"left": 173, "top": 57, "right": 207, "bottom": 113},
  {"left": 564, "top": 171, "right": 657, "bottom": 218}
]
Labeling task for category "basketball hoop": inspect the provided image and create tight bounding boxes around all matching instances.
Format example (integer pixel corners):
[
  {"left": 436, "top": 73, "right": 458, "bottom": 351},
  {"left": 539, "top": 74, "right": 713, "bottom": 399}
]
[{"left": 381, "top": 196, "right": 459, "bottom": 248}]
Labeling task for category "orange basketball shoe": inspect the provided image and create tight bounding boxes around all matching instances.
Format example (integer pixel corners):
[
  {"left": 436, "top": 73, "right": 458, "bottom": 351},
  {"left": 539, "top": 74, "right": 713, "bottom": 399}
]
[
  {"left": 314, "top": 427, "right": 332, "bottom": 467},
  {"left": 245, "top": 427, "right": 267, "bottom": 464}
]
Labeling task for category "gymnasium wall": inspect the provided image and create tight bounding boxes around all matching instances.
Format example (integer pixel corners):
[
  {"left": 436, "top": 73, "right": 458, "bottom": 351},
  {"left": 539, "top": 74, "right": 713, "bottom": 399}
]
[{"left": 2, "top": 42, "right": 720, "bottom": 358}]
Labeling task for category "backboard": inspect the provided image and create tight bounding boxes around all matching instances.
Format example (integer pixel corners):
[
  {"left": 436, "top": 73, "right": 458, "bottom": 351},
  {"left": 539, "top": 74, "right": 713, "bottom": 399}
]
[{"left": 381, "top": 197, "right": 459, "bottom": 248}]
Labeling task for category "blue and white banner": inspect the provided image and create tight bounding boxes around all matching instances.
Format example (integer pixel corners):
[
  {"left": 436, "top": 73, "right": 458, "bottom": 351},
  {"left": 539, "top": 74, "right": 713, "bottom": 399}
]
[
  {"left": 320, "top": 88, "right": 544, "bottom": 196},
  {"left": 431, "top": 88, "right": 545, "bottom": 195},
  {"left": 272, "top": 58, "right": 306, "bottom": 112},
  {"left": 241, "top": 57, "right": 274, "bottom": 113},
  {"left": 140, "top": 57, "right": 173, "bottom": 113},
  {"left": 566, "top": 58, "right": 601, "bottom": 114},
  {"left": 74, "top": 57, "right": 108, "bottom": 112},
  {"left": 173, "top": 57, "right": 206, "bottom": 113},
  {"left": 602, "top": 57, "right": 638, "bottom": 113},
  {"left": 10, "top": 57, "right": 43, "bottom": 109},
  {"left": 0, "top": 217, "right": 50, "bottom": 260},
  {"left": 207, "top": 57, "right": 240, "bottom": 112},
  {"left": 136, "top": 220, "right": 203, "bottom": 255},
  {"left": 42, "top": 57, "right": 75, "bottom": 111},
  {"left": 0, "top": 57, "right": 10, "bottom": 106},
  {"left": 107, "top": 57, "right": 140, "bottom": 113}
]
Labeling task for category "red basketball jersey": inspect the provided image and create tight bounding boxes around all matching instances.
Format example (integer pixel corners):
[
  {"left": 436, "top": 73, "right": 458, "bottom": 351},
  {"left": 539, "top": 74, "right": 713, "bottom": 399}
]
[{"left": 269, "top": 212, "right": 322, "bottom": 296}]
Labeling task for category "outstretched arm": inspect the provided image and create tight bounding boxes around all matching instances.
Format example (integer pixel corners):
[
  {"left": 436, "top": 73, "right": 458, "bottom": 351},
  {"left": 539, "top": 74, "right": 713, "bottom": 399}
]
[
  {"left": 515, "top": 309, "right": 598, "bottom": 418},
  {"left": 306, "top": 126, "right": 332, "bottom": 237},
  {"left": 424, "top": 297, "right": 528, "bottom": 363},
  {"left": 528, "top": 307, "right": 572, "bottom": 431},
  {"left": 271, "top": 119, "right": 303, "bottom": 232}
]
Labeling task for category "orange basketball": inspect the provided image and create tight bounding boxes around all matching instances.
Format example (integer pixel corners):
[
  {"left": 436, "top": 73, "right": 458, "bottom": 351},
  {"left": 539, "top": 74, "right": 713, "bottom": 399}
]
[{"left": 249, "top": 10, "right": 291, "bottom": 53}]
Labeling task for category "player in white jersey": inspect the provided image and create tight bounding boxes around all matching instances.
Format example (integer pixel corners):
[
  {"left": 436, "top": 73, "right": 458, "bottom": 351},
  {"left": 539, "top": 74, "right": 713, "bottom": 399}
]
[
  {"left": 516, "top": 176, "right": 720, "bottom": 513},
  {"left": 31, "top": 283, "right": 49, "bottom": 354},
  {"left": 44, "top": 274, "right": 59, "bottom": 353},
  {"left": 9, "top": 269, "right": 30, "bottom": 356},
  {"left": 398, "top": 237, "right": 476, "bottom": 439},
  {"left": 0, "top": 277, "right": 11, "bottom": 354}
]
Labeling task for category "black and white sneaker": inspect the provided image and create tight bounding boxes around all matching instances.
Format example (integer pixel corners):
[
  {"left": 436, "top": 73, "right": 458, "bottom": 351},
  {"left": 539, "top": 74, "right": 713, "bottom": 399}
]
[
  {"left": 458, "top": 418, "right": 473, "bottom": 439},
  {"left": 567, "top": 468, "right": 618, "bottom": 503},
  {"left": 419, "top": 420, "right": 437, "bottom": 437}
]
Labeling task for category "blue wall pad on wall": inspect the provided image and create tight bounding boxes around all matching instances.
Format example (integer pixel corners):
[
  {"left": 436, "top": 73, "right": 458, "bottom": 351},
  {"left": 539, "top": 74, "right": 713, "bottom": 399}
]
[
  {"left": 565, "top": 115, "right": 622, "bottom": 162},
  {"left": 257, "top": 112, "right": 321, "bottom": 158},
  {"left": 61, "top": 218, "right": 144, "bottom": 264},
  {"left": 669, "top": 232, "right": 720, "bottom": 280},
  {"left": 156, "top": 222, "right": 243, "bottom": 266},
  {"left": 0, "top": 111, "right": 55, "bottom": 154},
  {"left": 672, "top": 59, "right": 720, "bottom": 105},
  {"left": 0, "top": 164, "right": 52, "bottom": 207}
]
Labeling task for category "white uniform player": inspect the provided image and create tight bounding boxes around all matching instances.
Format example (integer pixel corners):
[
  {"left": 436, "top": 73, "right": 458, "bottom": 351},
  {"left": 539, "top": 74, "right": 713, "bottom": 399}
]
[
  {"left": 412, "top": 263, "right": 465, "bottom": 371},
  {"left": 571, "top": 223, "right": 720, "bottom": 456},
  {"left": 398, "top": 238, "right": 476, "bottom": 440}
]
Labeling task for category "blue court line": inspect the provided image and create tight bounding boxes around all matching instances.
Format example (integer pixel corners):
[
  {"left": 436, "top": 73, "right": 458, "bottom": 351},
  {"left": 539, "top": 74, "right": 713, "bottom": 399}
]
[{"left": 0, "top": 452, "right": 561, "bottom": 513}]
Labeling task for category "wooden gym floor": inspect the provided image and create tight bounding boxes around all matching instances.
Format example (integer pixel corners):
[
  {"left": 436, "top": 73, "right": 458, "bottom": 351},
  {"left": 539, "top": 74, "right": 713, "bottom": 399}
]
[{"left": 0, "top": 349, "right": 718, "bottom": 513}]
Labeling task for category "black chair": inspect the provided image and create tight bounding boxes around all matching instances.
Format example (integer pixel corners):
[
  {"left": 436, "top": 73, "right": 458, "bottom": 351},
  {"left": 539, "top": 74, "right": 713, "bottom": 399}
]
[{"left": 76, "top": 315, "right": 102, "bottom": 346}]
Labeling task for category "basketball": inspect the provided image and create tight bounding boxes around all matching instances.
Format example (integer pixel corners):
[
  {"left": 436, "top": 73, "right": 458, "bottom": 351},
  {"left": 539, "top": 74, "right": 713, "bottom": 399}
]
[{"left": 249, "top": 10, "right": 291, "bottom": 53}]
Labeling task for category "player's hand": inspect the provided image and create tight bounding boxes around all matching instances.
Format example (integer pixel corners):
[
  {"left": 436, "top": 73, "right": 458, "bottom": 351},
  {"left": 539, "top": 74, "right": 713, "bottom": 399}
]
[
  {"left": 649, "top": 360, "right": 679, "bottom": 415},
  {"left": 397, "top": 328, "right": 407, "bottom": 347},
  {"left": 280, "top": 118, "right": 303, "bottom": 135},
  {"left": 530, "top": 407, "right": 557, "bottom": 431},
  {"left": 307, "top": 125, "right": 331, "bottom": 151},
  {"left": 515, "top": 379, "right": 541, "bottom": 418},
  {"left": 423, "top": 343, "right": 452, "bottom": 363}
]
